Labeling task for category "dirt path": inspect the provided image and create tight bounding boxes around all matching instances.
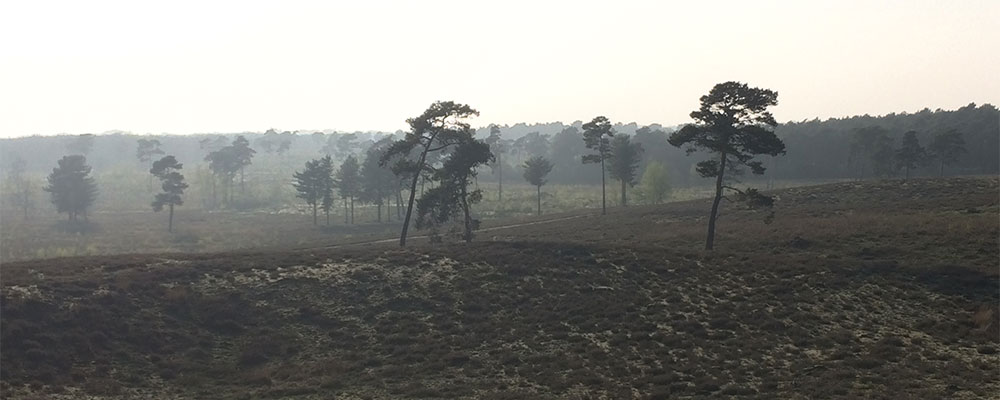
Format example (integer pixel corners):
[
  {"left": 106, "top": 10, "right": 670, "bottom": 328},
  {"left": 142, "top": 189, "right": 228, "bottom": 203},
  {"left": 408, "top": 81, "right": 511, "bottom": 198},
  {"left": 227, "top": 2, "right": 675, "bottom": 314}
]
[{"left": 311, "top": 213, "right": 592, "bottom": 250}]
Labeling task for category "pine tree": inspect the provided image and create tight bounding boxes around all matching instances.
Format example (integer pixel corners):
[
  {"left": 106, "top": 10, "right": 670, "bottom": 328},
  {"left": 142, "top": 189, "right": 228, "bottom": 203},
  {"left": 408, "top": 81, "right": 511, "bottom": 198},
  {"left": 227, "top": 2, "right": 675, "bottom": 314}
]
[
  {"left": 928, "top": 129, "right": 966, "bottom": 176},
  {"left": 582, "top": 116, "right": 615, "bottom": 215},
  {"left": 895, "top": 131, "right": 927, "bottom": 180},
  {"left": 381, "top": 101, "right": 480, "bottom": 246},
  {"left": 293, "top": 158, "right": 325, "bottom": 225},
  {"left": 137, "top": 138, "right": 165, "bottom": 191},
  {"left": 415, "top": 139, "right": 493, "bottom": 242},
  {"left": 150, "top": 156, "right": 188, "bottom": 232},
  {"left": 607, "top": 135, "right": 643, "bottom": 206},
  {"left": 522, "top": 156, "right": 553, "bottom": 215},
  {"left": 336, "top": 155, "right": 361, "bottom": 224},
  {"left": 45, "top": 155, "right": 98, "bottom": 222},
  {"left": 668, "top": 81, "right": 785, "bottom": 250}
]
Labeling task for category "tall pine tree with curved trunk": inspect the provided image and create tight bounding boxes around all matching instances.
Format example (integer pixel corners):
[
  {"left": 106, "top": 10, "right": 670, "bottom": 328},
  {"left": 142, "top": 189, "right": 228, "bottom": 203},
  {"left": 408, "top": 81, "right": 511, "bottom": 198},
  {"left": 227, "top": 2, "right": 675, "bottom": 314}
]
[
  {"left": 150, "top": 156, "right": 188, "bottom": 232},
  {"left": 668, "top": 81, "right": 785, "bottom": 250},
  {"left": 607, "top": 135, "right": 643, "bottom": 207},
  {"left": 381, "top": 101, "right": 480, "bottom": 247},
  {"left": 582, "top": 116, "right": 615, "bottom": 215},
  {"left": 522, "top": 156, "right": 553, "bottom": 216}
]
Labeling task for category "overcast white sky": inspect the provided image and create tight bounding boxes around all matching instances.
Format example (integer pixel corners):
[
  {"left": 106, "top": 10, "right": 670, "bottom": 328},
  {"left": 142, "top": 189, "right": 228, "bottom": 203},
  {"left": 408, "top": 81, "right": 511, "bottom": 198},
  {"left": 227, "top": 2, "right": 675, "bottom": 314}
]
[{"left": 1, "top": 0, "right": 997, "bottom": 137}]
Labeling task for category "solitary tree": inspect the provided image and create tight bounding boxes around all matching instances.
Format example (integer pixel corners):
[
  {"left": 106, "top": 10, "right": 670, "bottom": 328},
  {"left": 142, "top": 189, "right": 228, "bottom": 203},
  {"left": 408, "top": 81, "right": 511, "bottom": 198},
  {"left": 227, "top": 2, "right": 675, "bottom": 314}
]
[
  {"left": 668, "top": 81, "right": 785, "bottom": 250},
  {"left": 581, "top": 116, "right": 615, "bottom": 215},
  {"left": 895, "top": 131, "right": 928, "bottom": 180},
  {"left": 293, "top": 157, "right": 327, "bottom": 225},
  {"left": 522, "top": 155, "right": 553, "bottom": 216},
  {"left": 637, "top": 161, "right": 671, "bottom": 205},
  {"left": 150, "top": 156, "right": 188, "bottom": 232},
  {"left": 607, "top": 134, "right": 643, "bottom": 206},
  {"left": 381, "top": 101, "right": 480, "bottom": 246},
  {"left": 336, "top": 155, "right": 361, "bottom": 224},
  {"left": 45, "top": 155, "right": 98, "bottom": 222},
  {"left": 137, "top": 138, "right": 165, "bottom": 191},
  {"left": 928, "top": 129, "right": 966, "bottom": 176},
  {"left": 415, "top": 139, "right": 494, "bottom": 242}
]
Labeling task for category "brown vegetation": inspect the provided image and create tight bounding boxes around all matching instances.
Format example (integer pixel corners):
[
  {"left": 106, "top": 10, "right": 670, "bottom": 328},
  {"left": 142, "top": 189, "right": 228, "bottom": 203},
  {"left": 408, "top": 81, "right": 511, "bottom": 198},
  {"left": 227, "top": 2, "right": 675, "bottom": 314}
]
[{"left": 1, "top": 177, "right": 997, "bottom": 399}]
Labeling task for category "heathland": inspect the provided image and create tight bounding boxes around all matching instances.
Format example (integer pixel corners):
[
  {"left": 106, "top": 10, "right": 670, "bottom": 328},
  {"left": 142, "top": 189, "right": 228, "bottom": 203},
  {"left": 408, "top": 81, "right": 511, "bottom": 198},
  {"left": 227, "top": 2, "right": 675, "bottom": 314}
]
[{"left": 1, "top": 177, "right": 997, "bottom": 399}]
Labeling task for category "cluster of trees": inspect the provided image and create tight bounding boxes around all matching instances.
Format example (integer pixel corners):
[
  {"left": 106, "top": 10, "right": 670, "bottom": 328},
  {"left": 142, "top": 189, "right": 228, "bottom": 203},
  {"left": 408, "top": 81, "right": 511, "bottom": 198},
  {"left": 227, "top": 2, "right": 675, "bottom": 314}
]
[
  {"left": 204, "top": 136, "right": 255, "bottom": 206},
  {"left": 849, "top": 127, "right": 967, "bottom": 180}
]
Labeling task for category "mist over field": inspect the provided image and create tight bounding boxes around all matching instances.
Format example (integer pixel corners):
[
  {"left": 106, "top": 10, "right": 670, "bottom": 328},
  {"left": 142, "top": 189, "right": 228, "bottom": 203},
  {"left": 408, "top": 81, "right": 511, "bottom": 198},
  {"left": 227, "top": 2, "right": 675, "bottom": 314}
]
[{"left": 1, "top": 1, "right": 998, "bottom": 399}]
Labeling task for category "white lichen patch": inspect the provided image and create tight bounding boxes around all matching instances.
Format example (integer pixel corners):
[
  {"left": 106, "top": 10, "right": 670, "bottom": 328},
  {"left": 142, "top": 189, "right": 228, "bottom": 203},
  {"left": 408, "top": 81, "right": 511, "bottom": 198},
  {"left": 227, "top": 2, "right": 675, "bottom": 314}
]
[{"left": 4, "top": 285, "right": 46, "bottom": 300}]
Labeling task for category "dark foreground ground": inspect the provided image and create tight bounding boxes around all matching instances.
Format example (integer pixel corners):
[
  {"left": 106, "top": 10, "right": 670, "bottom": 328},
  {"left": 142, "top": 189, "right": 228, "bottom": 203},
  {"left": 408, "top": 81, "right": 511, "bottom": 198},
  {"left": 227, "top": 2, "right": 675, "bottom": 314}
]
[{"left": 1, "top": 177, "right": 998, "bottom": 399}]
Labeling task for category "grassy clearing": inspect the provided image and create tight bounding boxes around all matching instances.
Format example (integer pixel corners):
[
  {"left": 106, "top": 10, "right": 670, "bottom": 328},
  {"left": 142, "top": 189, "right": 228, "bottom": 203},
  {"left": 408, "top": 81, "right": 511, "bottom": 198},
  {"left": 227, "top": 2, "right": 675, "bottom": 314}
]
[
  {"left": 1, "top": 177, "right": 997, "bottom": 399},
  {"left": 1, "top": 179, "right": 842, "bottom": 262}
]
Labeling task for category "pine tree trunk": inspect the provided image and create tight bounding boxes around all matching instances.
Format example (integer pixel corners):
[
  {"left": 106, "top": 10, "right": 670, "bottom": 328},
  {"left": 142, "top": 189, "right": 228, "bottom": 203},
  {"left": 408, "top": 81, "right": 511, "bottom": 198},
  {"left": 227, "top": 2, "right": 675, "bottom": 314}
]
[
  {"left": 621, "top": 179, "right": 627, "bottom": 207},
  {"left": 343, "top": 197, "right": 348, "bottom": 224},
  {"left": 400, "top": 147, "right": 431, "bottom": 247},
  {"left": 600, "top": 156, "right": 607, "bottom": 215},
  {"left": 396, "top": 189, "right": 402, "bottom": 219},
  {"left": 940, "top": 161, "right": 944, "bottom": 177},
  {"left": 313, "top": 203, "right": 317, "bottom": 225},
  {"left": 240, "top": 167, "right": 245, "bottom": 194},
  {"left": 706, "top": 152, "right": 728, "bottom": 251},
  {"left": 350, "top": 196, "right": 354, "bottom": 224},
  {"left": 168, "top": 204, "right": 174, "bottom": 232},
  {"left": 536, "top": 185, "right": 541, "bottom": 216},
  {"left": 461, "top": 185, "right": 473, "bottom": 243},
  {"left": 498, "top": 152, "right": 503, "bottom": 202},
  {"left": 377, "top": 201, "right": 382, "bottom": 223}
]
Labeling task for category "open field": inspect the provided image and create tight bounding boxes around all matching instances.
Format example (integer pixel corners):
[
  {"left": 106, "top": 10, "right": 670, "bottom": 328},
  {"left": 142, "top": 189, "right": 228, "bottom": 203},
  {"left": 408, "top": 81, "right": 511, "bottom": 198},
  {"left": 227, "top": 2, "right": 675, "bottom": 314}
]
[
  {"left": 1, "top": 177, "right": 998, "bottom": 399},
  {"left": 0, "top": 179, "right": 847, "bottom": 263}
]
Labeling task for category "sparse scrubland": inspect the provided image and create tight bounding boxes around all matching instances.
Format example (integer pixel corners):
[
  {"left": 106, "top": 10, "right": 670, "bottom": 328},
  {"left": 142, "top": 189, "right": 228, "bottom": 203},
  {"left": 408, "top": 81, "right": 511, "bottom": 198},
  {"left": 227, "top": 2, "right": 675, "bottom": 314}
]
[{"left": 1, "top": 177, "right": 997, "bottom": 399}]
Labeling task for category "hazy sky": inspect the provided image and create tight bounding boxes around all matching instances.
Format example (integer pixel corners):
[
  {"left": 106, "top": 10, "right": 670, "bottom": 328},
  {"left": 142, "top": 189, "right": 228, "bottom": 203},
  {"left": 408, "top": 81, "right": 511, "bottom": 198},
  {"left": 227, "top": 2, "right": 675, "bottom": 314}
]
[{"left": 1, "top": 0, "right": 997, "bottom": 137}]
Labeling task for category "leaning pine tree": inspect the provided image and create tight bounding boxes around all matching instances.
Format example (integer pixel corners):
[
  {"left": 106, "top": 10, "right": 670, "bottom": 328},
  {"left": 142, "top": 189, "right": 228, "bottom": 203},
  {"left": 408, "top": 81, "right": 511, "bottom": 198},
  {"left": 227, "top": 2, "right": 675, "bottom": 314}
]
[
  {"left": 668, "top": 81, "right": 786, "bottom": 250},
  {"left": 381, "top": 101, "right": 480, "bottom": 247}
]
